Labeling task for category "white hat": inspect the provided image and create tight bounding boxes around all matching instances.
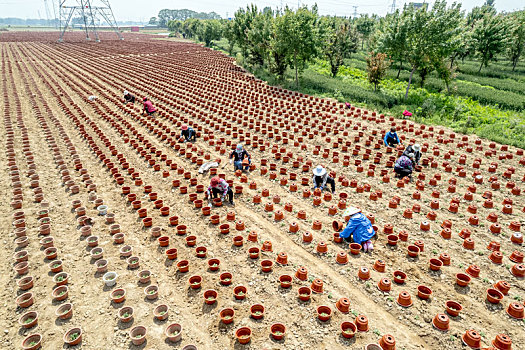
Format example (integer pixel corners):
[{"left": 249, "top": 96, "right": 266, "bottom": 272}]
[
  {"left": 124, "top": 90, "right": 129, "bottom": 95},
  {"left": 343, "top": 207, "right": 361, "bottom": 217},
  {"left": 236, "top": 144, "right": 243, "bottom": 151},
  {"left": 413, "top": 144, "right": 421, "bottom": 152},
  {"left": 313, "top": 165, "right": 326, "bottom": 176}
]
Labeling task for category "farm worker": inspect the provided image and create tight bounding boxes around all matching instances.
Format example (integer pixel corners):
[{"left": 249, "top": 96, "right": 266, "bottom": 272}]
[
  {"left": 312, "top": 165, "right": 336, "bottom": 194},
  {"left": 339, "top": 207, "right": 375, "bottom": 252},
  {"left": 383, "top": 127, "right": 400, "bottom": 147},
  {"left": 142, "top": 97, "right": 156, "bottom": 116},
  {"left": 402, "top": 109, "right": 412, "bottom": 118},
  {"left": 206, "top": 176, "right": 234, "bottom": 205},
  {"left": 180, "top": 125, "right": 196, "bottom": 142},
  {"left": 123, "top": 90, "right": 135, "bottom": 103},
  {"left": 403, "top": 143, "right": 421, "bottom": 165},
  {"left": 229, "top": 144, "right": 251, "bottom": 171},
  {"left": 394, "top": 152, "right": 415, "bottom": 179}
]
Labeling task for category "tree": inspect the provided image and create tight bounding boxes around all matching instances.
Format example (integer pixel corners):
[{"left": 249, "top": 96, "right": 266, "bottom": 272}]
[
  {"left": 272, "top": 6, "right": 320, "bottom": 87},
  {"left": 222, "top": 20, "right": 236, "bottom": 55},
  {"left": 470, "top": 11, "right": 508, "bottom": 71},
  {"left": 402, "top": 0, "right": 463, "bottom": 98},
  {"left": 375, "top": 10, "right": 409, "bottom": 79},
  {"left": 231, "top": 5, "right": 258, "bottom": 63},
  {"left": 149, "top": 17, "right": 157, "bottom": 25},
  {"left": 366, "top": 52, "right": 390, "bottom": 91},
  {"left": 245, "top": 9, "right": 273, "bottom": 66},
  {"left": 321, "top": 16, "right": 358, "bottom": 77},
  {"left": 506, "top": 11, "right": 525, "bottom": 71},
  {"left": 198, "top": 20, "right": 222, "bottom": 47},
  {"left": 355, "top": 15, "right": 376, "bottom": 50}
]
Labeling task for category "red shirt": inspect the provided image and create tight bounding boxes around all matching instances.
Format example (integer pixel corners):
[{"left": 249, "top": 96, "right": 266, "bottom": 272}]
[{"left": 143, "top": 100, "right": 156, "bottom": 112}]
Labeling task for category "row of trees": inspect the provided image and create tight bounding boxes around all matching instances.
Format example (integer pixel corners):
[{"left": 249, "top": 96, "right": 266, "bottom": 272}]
[
  {"left": 150, "top": 9, "right": 221, "bottom": 27},
  {"left": 167, "top": 2, "right": 525, "bottom": 95}
]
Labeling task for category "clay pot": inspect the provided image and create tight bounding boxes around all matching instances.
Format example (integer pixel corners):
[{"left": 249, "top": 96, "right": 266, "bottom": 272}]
[
  {"left": 279, "top": 274, "right": 292, "bottom": 289},
  {"left": 250, "top": 304, "right": 264, "bottom": 319},
  {"left": 397, "top": 291, "right": 412, "bottom": 307},
  {"left": 165, "top": 323, "right": 182, "bottom": 342},
  {"left": 445, "top": 300, "right": 462, "bottom": 317},
  {"left": 350, "top": 243, "right": 361, "bottom": 255},
  {"left": 509, "top": 251, "right": 524, "bottom": 263},
  {"left": 19, "top": 311, "right": 38, "bottom": 329},
  {"left": 379, "top": 334, "right": 396, "bottom": 350},
  {"left": 494, "top": 280, "right": 511, "bottom": 295},
  {"left": 298, "top": 286, "right": 311, "bottom": 301},
  {"left": 393, "top": 270, "right": 407, "bottom": 284},
  {"left": 129, "top": 326, "right": 147, "bottom": 346},
  {"left": 492, "top": 333, "right": 513, "bottom": 350},
  {"left": 373, "top": 259, "right": 386, "bottom": 272},
  {"left": 456, "top": 273, "right": 471, "bottom": 287},
  {"left": 21, "top": 333, "right": 42, "bottom": 350},
  {"left": 52, "top": 286, "right": 68, "bottom": 301},
  {"left": 317, "top": 305, "right": 332, "bottom": 322},
  {"left": 462, "top": 330, "right": 481, "bottom": 349},
  {"left": 316, "top": 241, "right": 328, "bottom": 253},
  {"left": 63, "top": 327, "right": 82, "bottom": 346},
  {"left": 276, "top": 252, "right": 288, "bottom": 265},
  {"left": 118, "top": 307, "right": 134, "bottom": 323},
  {"left": 204, "top": 289, "right": 218, "bottom": 305},
  {"left": 432, "top": 314, "right": 449, "bottom": 331},
  {"left": 466, "top": 264, "right": 480, "bottom": 278},
  {"left": 56, "top": 303, "right": 73, "bottom": 320},
  {"left": 489, "top": 251, "right": 503, "bottom": 264},
  {"left": 295, "top": 266, "right": 308, "bottom": 280},
  {"left": 429, "top": 258, "right": 443, "bottom": 271},
  {"left": 234, "top": 285, "right": 247, "bottom": 300},
  {"left": 511, "top": 264, "right": 525, "bottom": 277},
  {"left": 417, "top": 285, "right": 432, "bottom": 300},
  {"left": 220, "top": 272, "right": 232, "bottom": 286},
  {"left": 196, "top": 246, "right": 207, "bottom": 258},
  {"left": 311, "top": 278, "right": 324, "bottom": 293},
  {"left": 220, "top": 308, "right": 234, "bottom": 324},
  {"left": 486, "top": 288, "right": 504, "bottom": 304},
  {"left": 270, "top": 323, "right": 286, "bottom": 341},
  {"left": 138, "top": 270, "right": 151, "bottom": 283},
  {"left": 506, "top": 302, "right": 524, "bottom": 319},
  {"left": 407, "top": 245, "right": 420, "bottom": 258},
  {"left": 18, "top": 276, "right": 34, "bottom": 291},
  {"left": 358, "top": 266, "right": 370, "bottom": 280},
  {"left": 235, "top": 327, "right": 251, "bottom": 344},
  {"left": 260, "top": 259, "right": 273, "bottom": 273},
  {"left": 377, "top": 278, "right": 391, "bottom": 292},
  {"left": 336, "top": 251, "right": 349, "bottom": 264},
  {"left": 355, "top": 315, "right": 369, "bottom": 331}
]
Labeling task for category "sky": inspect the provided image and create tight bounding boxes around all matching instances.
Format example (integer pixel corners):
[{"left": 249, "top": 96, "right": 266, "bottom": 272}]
[{"left": 0, "top": 0, "right": 522, "bottom": 22}]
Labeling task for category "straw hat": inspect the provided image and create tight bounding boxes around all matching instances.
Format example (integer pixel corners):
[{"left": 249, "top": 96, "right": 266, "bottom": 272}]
[
  {"left": 312, "top": 165, "right": 326, "bottom": 176},
  {"left": 343, "top": 207, "right": 361, "bottom": 217}
]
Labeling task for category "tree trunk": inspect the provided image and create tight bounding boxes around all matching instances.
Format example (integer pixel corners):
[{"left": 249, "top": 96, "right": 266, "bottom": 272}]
[
  {"left": 396, "top": 61, "right": 403, "bottom": 79},
  {"left": 445, "top": 81, "right": 450, "bottom": 94},
  {"left": 405, "top": 67, "right": 415, "bottom": 100},
  {"left": 512, "top": 59, "right": 517, "bottom": 71},
  {"left": 294, "top": 51, "right": 299, "bottom": 88},
  {"left": 478, "top": 60, "right": 484, "bottom": 72},
  {"left": 449, "top": 56, "right": 455, "bottom": 70}
]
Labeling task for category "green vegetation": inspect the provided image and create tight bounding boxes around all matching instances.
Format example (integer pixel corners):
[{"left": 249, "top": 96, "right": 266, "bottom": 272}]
[{"left": 166, "top": 2, "right": 525, "bottom": 148}]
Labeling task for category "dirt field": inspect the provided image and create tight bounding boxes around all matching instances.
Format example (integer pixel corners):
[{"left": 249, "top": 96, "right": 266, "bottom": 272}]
[{"left": 0, "top": 31, "right": 523, "bottom": 350}]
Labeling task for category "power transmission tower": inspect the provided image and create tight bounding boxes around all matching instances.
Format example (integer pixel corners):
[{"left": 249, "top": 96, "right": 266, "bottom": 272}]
[
  {"left": 352, "top": 6, "right": 358, "bottom": 18},
  {"left": 58, "top": 0, "right": 123, "bottom": 42},
  {"left": 389, "top": 0, "right": 397, "bottom": 13}
]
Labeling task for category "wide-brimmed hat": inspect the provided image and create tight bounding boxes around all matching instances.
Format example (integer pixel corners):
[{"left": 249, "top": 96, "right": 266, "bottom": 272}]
[
  {"left": 236, "top": 144, "right": 243, "bottom": 151},
  {"left": 124, "top": 90, "right": 129, "bottom": 95},
  {"left": 403, "top": 110, "right": 412, "bottom": 117},
  {"left": 312, "top": 165, "right": 326, "bottom": 176},
  {"left": 413, "top": 144, "right": 421, "bottom": 152},
  {"left": 181, "top": 125, "right": 188, "bottom": 130},
  {"left": 210, "top": 177, "right": 220, "bottom": 187},
  {"left": 343, "top": 207, "right": 361, "bottom": 217}
]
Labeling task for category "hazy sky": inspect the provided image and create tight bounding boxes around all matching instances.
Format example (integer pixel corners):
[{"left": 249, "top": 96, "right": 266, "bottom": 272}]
[{"left": 0, "top": 0, "right": 522, "bottom": 22}]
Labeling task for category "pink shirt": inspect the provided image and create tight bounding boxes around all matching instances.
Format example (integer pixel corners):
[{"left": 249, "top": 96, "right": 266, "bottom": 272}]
[{"left": 143, "top": 100, "right": 156, "bottom": 112}]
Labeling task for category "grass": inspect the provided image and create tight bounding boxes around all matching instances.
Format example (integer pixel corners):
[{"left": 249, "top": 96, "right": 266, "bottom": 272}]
[{"left": 210, "top": 38, "right": 525, "bottom": 149}]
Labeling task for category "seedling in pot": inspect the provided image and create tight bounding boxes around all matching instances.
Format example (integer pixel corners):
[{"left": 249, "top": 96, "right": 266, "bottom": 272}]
[{"left": 70, "top": 333, "right": 79, "bottom": 341}]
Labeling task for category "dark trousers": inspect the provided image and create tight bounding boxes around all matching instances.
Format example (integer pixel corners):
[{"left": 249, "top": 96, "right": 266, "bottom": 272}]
[
  {"left": 314, "top": 176, "right": 336, "bottom": 192},
  {"left": 394, "top": 167, "right": 412, "bottom": 178},
  {"left": 183, "top": 130, "right": 196, "bottom": 142},
  {"left": 210, "top": 187, "right": 233, "bottom": 202},
  {"left": 386, "top": 137, "right": 399, "bottom": 147}
]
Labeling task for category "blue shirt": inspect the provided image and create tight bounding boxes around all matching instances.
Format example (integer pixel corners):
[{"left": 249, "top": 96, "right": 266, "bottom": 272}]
[
  {"left": 384, "top": 131, "right": 400, "bottom": 146},
  {"left": 339, "top": 213, "right": 375, "bottom": 244}
]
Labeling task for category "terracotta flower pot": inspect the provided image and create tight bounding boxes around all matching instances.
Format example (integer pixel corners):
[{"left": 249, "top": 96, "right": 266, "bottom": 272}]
[
  {"left": 261, "top": 259, "right": 273, "bottom": 273},
  {"left": 204, "top": 289, "right": 218, "bottom": 305},
  {"left": 429, "top": 258, "right": 443, "bottom": 271},
  {"left": 129, "top": 325, "right": 147, "bottom": 346},
  {"left": 486, "top": 288, "right": 504, "bottom": 304},
  {"left": 144, "top": 285, "right": 158, "bottom": 299},
  {"left": 350, "top": 243, "right": 361, "bottom": 254},
  {"left": 341, "top": 321, "right": 357, "bottom": 339},
  {"left": 378, "top": 278, "right": 391, "bottom": 292},
  {"left": 358, "top": 266, "right": 370, "bottom": 280},
  {"left": 379, "top": 334, "right": 396, "bottom": 350},
  {"left": 445, "top": 300, "right": 462, "bottom": 317},
  {"left": 355, "top": 315, "right": 369, "bottom": 331},
  {"left": 336, "top": 297, "right": 350, "bottom": 313},
  {"left": 220, "top": 308, "right": 234, "bottom": 324},
  {"left": 189, "top": 275, "right": 202, "bottom": 289},
  {"left": 506, "top": 301, "right": 524, "bottom": 319},
  {"left": 270, "top": 323, "right": 286, "bottom": 340},
  {"left": 119, "top": 307, "right": 134, "bottom": 323},
  {"left": 21, "top": 334, "right": 42, "bottom": 350},
  {"left": 279, "top": 274, "right": 292, "bottom": 289},
  {"left": 393, "top": 270, "right": 407, "bottom": 284},
  {"left": 235, "top": 327, "right": 251, "bottom": 344},
  {"left": 494, "top": 280, "right": 511, "bottom": 295},
  {"left": 63, "top": 327, "right": 82, "bottom": 346},
  {"left": 432, "top": 313, "right": 450, "bottom": 331},
  {"left": 462, "top": 330, "right": 481, "bottom": 349},
  {"left": 317, "top": 305, "right": 332, "bottom": 322},
  {"left": 250, "top": 304, "right": 264, "bottom": 319},
  {"left": 373, "top": 259, "right": 386, "bottom": 272},
  {"left": 417, "top": 285, "right": 432, "bottom": 300},
  {"left": 19, "top": 311, "right": 38, "bottom": 329},
  {"left": 18, "top": 276, "right": 34, "bottom": 291},
  {"left": 466, "top": 264, "right": 480, "bottom": 278},
  {"left": 234, "top": 285, "right": 247, "bottom": 300},
  {"left": 396, "top": 291, "right": 412, "bottom": 307},
  {"left": 56, "top": 303, "right": 73, "bottom": 320}
]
